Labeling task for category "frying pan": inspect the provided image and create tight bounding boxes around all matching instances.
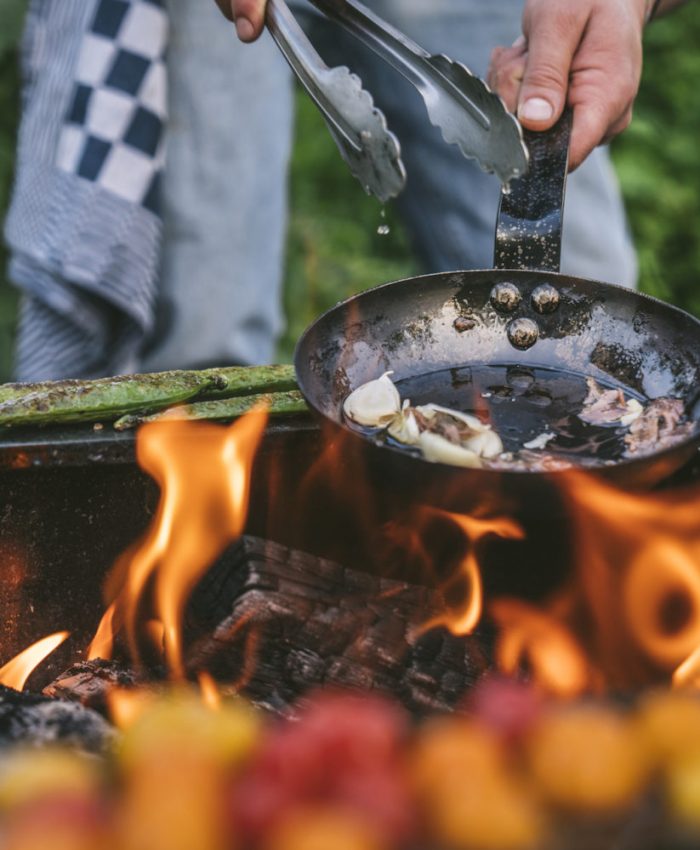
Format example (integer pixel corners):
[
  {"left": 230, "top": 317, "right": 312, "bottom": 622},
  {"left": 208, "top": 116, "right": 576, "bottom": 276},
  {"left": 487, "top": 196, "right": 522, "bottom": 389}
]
[{"left": 293, "top": 113, "right": 700, "bottom": 512}]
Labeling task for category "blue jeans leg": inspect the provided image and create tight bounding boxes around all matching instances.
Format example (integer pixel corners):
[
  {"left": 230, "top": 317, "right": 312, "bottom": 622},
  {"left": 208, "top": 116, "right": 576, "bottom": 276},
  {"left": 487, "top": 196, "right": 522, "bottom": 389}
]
[
  {"left": 141, "top": 0, "right": 294, "bottom": 370},
  {"left": 298, "top": 0, "right": 637, "bottom": 286}
]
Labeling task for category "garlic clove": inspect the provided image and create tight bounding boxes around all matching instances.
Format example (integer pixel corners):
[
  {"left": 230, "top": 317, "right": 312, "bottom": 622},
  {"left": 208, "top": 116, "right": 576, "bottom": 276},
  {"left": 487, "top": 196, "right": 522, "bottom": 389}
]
[
  {"left": 343, "top": 372, "right": 401, "bottom": 427},
  {"left": 387, "top": 409, "right": 421, "bottom": 445},
  {"left": 415, "top": 403, "right": 485, "bottom": 433},
  {"left": 620, "top": 399, "right": 644, "bottom": 427},
  {"left": 464, "top": 428, "right": 504, "bottom": 459},
  {"left": 419, "top": 431, "right": 483, "bottom": 468},
  {"left": 523, "top": 432, "right": 556, "bottom": 451}
]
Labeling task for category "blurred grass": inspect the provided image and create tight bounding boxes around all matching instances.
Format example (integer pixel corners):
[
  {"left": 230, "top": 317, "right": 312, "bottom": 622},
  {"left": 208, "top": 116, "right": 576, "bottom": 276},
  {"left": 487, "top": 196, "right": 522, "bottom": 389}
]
[
  {"left": 610, "top": 2, "right": 700, "bottom": 315},
  {"left": 0, "top": 2, "right": 699, "bottom": 376}
]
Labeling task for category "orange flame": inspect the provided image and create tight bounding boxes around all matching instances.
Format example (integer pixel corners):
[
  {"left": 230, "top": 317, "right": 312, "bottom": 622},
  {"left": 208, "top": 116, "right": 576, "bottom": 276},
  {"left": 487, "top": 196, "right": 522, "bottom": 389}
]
[
  {"left": 87, "top": 601, "right": 117, "bottom": 661},
  {"left": 490, "top": 598, "right": 594, "bottom": 697},
  {"left": 144, "top": 619, "right": 166, "bottom": 656},
  {"left": 71, "top": 395, "right": 700, "bottom": 702},
  {"left": 404, "top": 468, "right": 700, "bottom": 697},
  {"left": 0, "top": 631, "right": 70, "bottom": 690},
  {"left": 673, "top": 643, "right": 700, "bottom": 690},
  {"left": 552, "top": 471, "right": 700, "bottom": 690},
  {"left": 623, "top": 541, "right": 700, "bottom": 670},
  {"left": 197, "top": 671, "right": 222, "bottom": 711},
  {"left": 107, "top": 687, "right": 156, "bottom": 730},
  {"left": 90, "top": 410, "right": 268, "bottom": 677},
  {"left": 418, "top": 512, "right": 524, "bottom": 636}
]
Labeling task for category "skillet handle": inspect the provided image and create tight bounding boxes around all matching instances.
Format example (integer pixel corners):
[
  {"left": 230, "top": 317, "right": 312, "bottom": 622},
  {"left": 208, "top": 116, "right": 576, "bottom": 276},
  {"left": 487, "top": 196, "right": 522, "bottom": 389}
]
[{"left": 494, "top": 109, "right": 571, "bottom": 273}]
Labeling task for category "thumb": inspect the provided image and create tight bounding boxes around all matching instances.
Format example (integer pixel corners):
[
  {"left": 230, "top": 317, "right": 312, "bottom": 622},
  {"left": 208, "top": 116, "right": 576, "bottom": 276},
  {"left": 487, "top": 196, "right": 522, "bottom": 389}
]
[
  {"left": 230, "top": 0, "right": 267, "bottom": 41},
  {"left": 516, "top": 7, "right": 587, "bottom": 129}
]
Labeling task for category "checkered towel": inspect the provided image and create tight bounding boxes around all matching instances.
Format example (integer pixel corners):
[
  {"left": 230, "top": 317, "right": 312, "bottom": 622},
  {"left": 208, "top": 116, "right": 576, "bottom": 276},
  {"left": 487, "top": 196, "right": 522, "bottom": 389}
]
[{"left": 4, "top": 0, "right": 168, "bottom": 380}]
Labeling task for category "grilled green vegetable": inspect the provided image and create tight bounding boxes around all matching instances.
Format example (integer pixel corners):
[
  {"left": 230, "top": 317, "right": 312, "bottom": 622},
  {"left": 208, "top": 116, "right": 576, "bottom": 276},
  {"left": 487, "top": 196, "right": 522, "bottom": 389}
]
[
  {"left": 113, "top": 390, "right": 308, "bottom": 430},
  {"left": 198, "top": 364, "right": 297, "bottom": 398},
  {"left": 0, "top": 365, "right": 298, "bottom": 428}
]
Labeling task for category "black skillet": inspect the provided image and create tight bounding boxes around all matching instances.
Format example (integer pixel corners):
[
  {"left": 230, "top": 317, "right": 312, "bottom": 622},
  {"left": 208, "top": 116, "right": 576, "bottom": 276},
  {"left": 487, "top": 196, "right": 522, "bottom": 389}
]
[{"left": 293, "top": 112, "right": 700, "bottom": 513}]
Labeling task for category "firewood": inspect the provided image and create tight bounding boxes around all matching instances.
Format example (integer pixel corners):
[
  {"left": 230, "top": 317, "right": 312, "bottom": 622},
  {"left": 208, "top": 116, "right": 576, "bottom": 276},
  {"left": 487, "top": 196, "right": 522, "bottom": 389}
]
[
  {"left": 186, "top": 536, "right": 491, "bottom": 715},
  {"left": 42, "top": 659, "right": 140, "bottom": 712}
]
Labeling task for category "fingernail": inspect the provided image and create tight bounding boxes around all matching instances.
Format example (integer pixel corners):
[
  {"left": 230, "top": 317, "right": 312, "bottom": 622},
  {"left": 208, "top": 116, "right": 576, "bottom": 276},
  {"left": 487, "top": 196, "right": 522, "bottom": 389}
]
[
  {"left": 235, "top": 17, "right": 255, "bottom": 40},
  {"left": 511, "top": 35, "right": 526, "bottom": 48},
  {"left": 519, "top": 97, "right": 554, "bottom": 122}
]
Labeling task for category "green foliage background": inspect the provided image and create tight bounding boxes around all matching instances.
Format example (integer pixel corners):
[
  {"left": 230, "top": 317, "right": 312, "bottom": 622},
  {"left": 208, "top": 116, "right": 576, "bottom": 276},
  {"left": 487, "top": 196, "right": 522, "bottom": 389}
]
[{"left": 0, "top": 1, "right": 698, "bottom": 375}]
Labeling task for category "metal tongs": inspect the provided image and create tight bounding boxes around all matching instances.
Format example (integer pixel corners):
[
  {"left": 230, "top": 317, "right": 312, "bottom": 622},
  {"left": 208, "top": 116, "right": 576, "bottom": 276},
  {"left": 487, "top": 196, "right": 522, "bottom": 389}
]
[{"left": 266, "top": 0, "right": 529, "bottom": 203}]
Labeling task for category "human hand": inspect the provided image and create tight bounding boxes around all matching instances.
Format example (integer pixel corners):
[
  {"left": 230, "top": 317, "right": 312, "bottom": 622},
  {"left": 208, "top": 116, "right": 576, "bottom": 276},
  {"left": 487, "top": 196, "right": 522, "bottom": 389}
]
[
  {"left": 213, "top": 0, "right": 267, "bottom": 42},
  {"left": 487, "top": 0, "right": 648, "bottom": 170}
]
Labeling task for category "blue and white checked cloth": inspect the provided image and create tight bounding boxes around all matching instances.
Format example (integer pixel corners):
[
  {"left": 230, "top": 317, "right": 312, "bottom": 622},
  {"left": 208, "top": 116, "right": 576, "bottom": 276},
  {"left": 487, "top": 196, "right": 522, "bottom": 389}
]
[{"left": 4, "top": 0, "right": 168, "bottom": 380}]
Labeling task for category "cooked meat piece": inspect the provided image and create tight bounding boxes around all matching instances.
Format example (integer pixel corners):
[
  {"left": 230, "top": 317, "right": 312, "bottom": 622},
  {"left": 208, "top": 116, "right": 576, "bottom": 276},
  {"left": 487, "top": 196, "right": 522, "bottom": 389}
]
[
  {"left": 624, "top": 397, "right": 693, "bottom": 457},
  {"left": 485, "top": 450, "right": 574, "bottom": 472},
  {"left": 578, "top": 378, "right": 643, "bottom": 427}
]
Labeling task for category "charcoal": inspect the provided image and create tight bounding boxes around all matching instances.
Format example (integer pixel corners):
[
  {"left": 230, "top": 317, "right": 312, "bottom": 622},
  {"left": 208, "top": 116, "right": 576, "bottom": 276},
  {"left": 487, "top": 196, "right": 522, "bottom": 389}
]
[
  {"left": 0, "top": 684, "right": 115, "bottom": 753},
  {"left": 284, "top": 649, "right": 325, "bottom": 686},
  {"left": 441, "top": 669, "right": 468, "bottom": 699},
  {"left": 325, "top": 657, "right": 377, "bottom": 690},
  {"left": 186, "top": 536, "right": 491, "bottom": 715},
  {"left": 42, "top": 658, "right": 140, "bottom": 712}
]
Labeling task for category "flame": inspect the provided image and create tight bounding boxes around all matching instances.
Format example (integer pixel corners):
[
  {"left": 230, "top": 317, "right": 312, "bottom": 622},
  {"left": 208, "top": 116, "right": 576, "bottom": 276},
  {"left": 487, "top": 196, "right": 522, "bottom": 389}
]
[
  {"left": 87, "top": 602, "right": 117, "bottom": 661},
  {"left": 392, "top": 467, "right": 700, "bottom": 696},
  {"left": 673, "top": 643, "right": 700, "bottom": 690},
  {"left": 144, "top": 619, "right": 166, "bottom": 656},
  {"left": 555, "top": 471, "right": 700, "bottom": 690},
  {"left": 91, "top": 410, "right": 268, "bottom": 677},
  {"left": 107, "top": 687, "right": 156, "bottom": 730},
  {"left": 417, "top": 512, "right": 524, "bottom": 637},
  {"left": 418, "top": 549, "right": 483, "bottom": 636},
  {"left": 0, "top": 631, "right": 69, "bottom": 690},
  {"left": 490, "top": 599, "right": 593, "bottom": 697},
  {"left": 15, "top": 386, "right": 699, "bottom": 705},
  {"left": 623, "top": 541, "right": 700, "bottom": 670},
  {"left": 197, "top": 671, "right": 222, "bottom": 711}
]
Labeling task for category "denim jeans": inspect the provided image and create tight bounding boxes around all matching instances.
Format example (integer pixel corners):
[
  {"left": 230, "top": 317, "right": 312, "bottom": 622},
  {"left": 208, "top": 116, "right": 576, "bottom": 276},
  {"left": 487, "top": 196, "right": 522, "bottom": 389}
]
[
  {"left": 296, "top": 0, "right": 637, "bottom": 281},
  {"left": 143, "top": 0, "right": 636, "bottom": 370},
  {"left": 141, "top": 0, "right": 293, "bottom": 370}
]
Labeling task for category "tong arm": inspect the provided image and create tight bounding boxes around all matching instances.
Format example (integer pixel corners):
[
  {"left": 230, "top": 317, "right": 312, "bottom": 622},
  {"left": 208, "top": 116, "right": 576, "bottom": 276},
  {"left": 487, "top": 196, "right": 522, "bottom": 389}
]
[
  {"left": 308, "top": 0, "right": 490, "bottom": 129},
  {"left": 266, "top": 0, "right": 406, "bottom": 202},
  {"left": 308, "top": 0, "right": 528, "bottom": 186}
]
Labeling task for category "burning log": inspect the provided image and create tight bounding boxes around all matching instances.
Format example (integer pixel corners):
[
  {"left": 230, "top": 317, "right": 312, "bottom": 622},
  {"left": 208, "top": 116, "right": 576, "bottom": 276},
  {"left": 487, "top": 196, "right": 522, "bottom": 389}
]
[
  {"left": 39, "top": 536, "right": 489, "bottom": 717},
  {"left": 42, "top": 659, "right": 140, "bottom": 712},
  {"left": 186, "top": 536, "right": 491, "bottom": 714},
  {"left": 0, "top": 684, "right": 115, "bottom": 753}
]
